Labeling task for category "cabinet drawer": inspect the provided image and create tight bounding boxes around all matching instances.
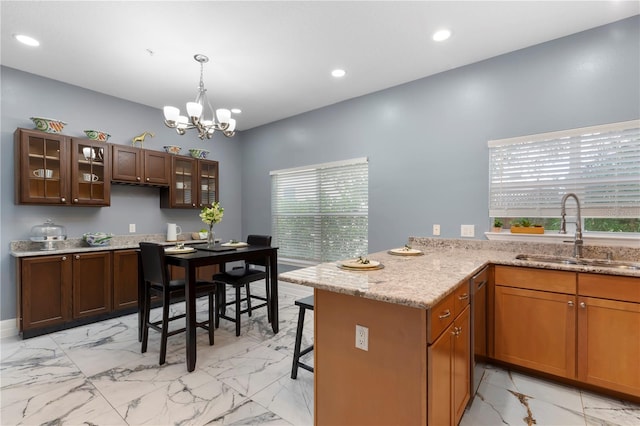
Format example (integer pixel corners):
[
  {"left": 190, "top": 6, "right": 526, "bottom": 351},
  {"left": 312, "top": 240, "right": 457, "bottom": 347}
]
[
  {"left": 453, "top": 281, "right": 470, "bottom": 316},
  {"left": 428, "top": 290, "right": 455, "bottom": 344},
  {"left": 495, "top": 265, "right": 576, "bottom": 294},
  {"left": 579, "top": 273, "right": 640, "bottom": 303}
]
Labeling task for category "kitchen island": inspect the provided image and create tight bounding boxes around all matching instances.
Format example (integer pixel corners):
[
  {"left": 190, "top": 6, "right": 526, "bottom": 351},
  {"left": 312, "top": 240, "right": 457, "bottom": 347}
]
[{"left": 278, "top": 237, "right": 640, "bottom": 425}]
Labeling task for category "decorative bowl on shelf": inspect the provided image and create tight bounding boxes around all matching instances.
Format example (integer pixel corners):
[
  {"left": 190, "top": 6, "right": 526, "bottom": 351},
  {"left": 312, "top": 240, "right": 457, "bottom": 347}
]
[
  {"left": 188, "top": 148, "right": 210, "bottom": 159},
  {"left": 164, "top": 145, "right": 182, "bottom": 155},
  {"left": 30, "top": 117, "right": 67, "bottom": 133},
  {"left": 82, "top": 232, "right": 113, "bottom": 247},
  {"left": 84, "top": 130, "right": 111, "bottom": 141}
]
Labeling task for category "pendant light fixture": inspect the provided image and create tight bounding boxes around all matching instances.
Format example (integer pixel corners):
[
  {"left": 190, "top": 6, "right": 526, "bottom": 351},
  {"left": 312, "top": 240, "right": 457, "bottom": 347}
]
[{"left": 163, "top": 54, "right": 236, "bottom": 140}]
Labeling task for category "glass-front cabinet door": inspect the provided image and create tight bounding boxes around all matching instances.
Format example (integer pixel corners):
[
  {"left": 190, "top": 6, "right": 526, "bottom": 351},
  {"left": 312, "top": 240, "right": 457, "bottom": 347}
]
[
  {"left": 16, "top": 129, "right": 69, "bottom": 204},
  {"left": 198, "top": 160, "right": 218, "bottom": 208},
  {"left": 70, "top": 139, "right": 111, "bottom": 206},
  {"left": 171, "top": 157, "right": 197, "bottom": 208}
]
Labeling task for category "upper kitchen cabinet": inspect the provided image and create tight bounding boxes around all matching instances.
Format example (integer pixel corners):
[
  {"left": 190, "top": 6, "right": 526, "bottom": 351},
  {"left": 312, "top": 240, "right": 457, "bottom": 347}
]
[
  {"left": 15, "top": 128, "right": 111, "bottom": 206},
  {"left": 111, "top": 145, "right": 170, "bottom": 186},
  {"left": 160, "top": 156, "right": 218, "bottom": 209}
]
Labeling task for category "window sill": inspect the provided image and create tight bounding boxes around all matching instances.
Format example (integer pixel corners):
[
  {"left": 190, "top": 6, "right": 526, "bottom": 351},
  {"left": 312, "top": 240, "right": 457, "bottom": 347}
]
[{"left": 485, "top": 231, "right": 640, "bottom": 247}]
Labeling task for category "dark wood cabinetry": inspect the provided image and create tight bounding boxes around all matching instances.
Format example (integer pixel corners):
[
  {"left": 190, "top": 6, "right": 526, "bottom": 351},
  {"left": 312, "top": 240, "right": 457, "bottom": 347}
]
[
  {"left": 111, "top": 145, "right": 170, "bottom": 186},
  {"left": 113, "top": 249, "right": 140, "bottom": 311},
  {"left": 18, "top": 255, "right": 72, "bottom": 330},
  {"left": 161, "top": 156, "right": 218, "bottom": 209},
  {"left": 72, "top": 252, "right": 112, "bottom": 318},
  {"left": 15, "top": 128, "right": 111, "bottom": 206}
]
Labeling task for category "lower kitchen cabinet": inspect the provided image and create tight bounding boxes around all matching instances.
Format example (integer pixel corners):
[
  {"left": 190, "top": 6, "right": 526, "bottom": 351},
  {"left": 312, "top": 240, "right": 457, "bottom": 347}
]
[
  {"left": 18, "top": 254, "right": 72, "bottom": 331},
  {"left": 428, "top": 285, "right": 471, "bottom": 426},
  {"left": 113, "top": 249, "right": 140, "bottom": 310},
  {"left": 577, "top": 273, "right": 640, "bottom": 397},
  {"left": 493, "top": 266, "right": 640, "bottom": 400},
  {"left": 17, "top": 251, "right": 116, "bottom": 337},
  {"left": 494, "top": 266, "right": 577, "bottom": 379},
  {"left": 72, "top": 252, "right": 112, "bottom": 318}
]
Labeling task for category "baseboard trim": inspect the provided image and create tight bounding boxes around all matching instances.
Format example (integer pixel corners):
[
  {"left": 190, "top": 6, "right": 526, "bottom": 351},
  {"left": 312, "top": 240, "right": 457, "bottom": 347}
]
[{"left": 1, "top": 318, "right": 19, "bottom": 339}]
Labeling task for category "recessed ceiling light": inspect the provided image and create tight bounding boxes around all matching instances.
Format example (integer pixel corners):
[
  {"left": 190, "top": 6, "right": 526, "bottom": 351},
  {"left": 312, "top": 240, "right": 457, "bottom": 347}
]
[
  {"left": 432, "top": 29, "right": 451, "bottom": 42},
  {"left": 14, "top": 34, "right": 40, "bottom": 47},
  {"left": 331, "top": 69, "right": 346, "bottom": 78},
  {"left": 231, "top": 108, "right": 242, "bottom": 114}
]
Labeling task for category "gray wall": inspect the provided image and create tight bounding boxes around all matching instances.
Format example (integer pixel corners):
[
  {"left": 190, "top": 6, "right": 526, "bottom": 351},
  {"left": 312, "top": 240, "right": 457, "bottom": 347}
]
[
  {"left": 1, "top": 67, "right": 244, "bottom": 320},
  {"left": 1, "top": 16, "right": 639, "bottom": 321},
  {"left": 240, "top": 16, "right": 640, "bottom": 254}
]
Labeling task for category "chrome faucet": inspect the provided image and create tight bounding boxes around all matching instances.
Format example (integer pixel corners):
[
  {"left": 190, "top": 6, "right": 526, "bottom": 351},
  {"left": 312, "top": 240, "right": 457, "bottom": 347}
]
[{"left": 559, "top": 193, "right": 583, "bottom": 258}]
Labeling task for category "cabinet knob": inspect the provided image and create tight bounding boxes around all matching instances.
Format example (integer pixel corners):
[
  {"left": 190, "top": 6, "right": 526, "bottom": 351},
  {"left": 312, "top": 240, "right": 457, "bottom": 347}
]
[
  {"left": 73, "top": 198, "right": 79, "bottom": 203},
  {"left": 61, "top": 197, "right": 66, "bottom": 203},
  {"left": 580, "top": 302, "right": 586, "bottom": 309},
  {"left": 458, "top": 293, "right": 469, "bottom": 301},
  {"left": 146, "top": 177, "right": 150, "bottom": 182},
  {"left": 137, "top": 177, "right": 141, "bottom": 181},
  {"left": 61, "top": 256, "right": 67, "bottom": 261},
  {"left": 568, "top": 301, "right": 574, "bottom": 307},
  {"left": 438, "top": 309, "right": 451, "bottom": 320},
  {"left": 75, "top": 255, "right": 80, "bottom": 260},
  {"left": 192, "top": 203, "right": 196, "bottom": 207}
]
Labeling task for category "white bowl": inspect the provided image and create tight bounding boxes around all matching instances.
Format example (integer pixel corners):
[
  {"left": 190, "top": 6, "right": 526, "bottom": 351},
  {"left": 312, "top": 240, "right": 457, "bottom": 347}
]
[
  {"left": 189, "top": 148, "right": 210, "bottom": 159},
  {"left": 84, "top": 130, "right": 110, "bottom": 141},
  {"left": 164, "top": 145, "right": 182, "bottom": 155},
  {"left": 30, "top": 117, "right": 67, "bottom": 133},
  {"left": 82, "top": 232, "right": 113, "bottom": 247}
]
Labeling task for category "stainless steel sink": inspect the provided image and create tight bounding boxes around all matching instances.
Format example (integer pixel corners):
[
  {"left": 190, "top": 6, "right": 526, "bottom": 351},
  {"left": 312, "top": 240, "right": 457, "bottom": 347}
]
[{"left": 515, "top": 254, "right": 640, "bottom": 270}]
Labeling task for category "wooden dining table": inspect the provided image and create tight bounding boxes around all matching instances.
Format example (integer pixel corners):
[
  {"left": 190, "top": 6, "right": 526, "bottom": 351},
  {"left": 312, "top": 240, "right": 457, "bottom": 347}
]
[{"left": 140, "top": 243, "right": 279, "bottom": 372}]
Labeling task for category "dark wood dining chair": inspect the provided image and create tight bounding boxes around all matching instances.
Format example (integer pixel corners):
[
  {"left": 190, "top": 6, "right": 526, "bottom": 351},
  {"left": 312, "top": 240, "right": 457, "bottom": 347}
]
[
  {"left": 139, "top": 242, "right": 217, "bottom": 365},
  {"left": 213, "top": 234, "right": 272, "bottom": 336}
]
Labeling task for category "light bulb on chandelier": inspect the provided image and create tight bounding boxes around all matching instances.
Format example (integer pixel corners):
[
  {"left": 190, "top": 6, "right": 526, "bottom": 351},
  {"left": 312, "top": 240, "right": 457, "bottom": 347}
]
[{"left": 163, "top": 54, "right": 236, "bottom": 140}]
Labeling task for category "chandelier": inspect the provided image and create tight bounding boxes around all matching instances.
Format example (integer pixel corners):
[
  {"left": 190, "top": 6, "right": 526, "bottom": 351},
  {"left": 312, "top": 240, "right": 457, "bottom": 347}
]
[{"left": 163, "top": 54, "right": 236, "bottom": 140}]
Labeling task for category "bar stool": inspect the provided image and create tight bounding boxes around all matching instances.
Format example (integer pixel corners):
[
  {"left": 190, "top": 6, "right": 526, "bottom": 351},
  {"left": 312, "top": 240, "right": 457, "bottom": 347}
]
[{"left": 291, "top": 295, "right": 314, "bottom": 379}]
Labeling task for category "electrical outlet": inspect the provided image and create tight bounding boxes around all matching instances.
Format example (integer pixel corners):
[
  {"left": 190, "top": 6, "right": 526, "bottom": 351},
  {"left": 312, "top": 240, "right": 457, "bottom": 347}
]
[
  {"left": 129, "top": 224, "right": 136, "bottom": 233},
  {"left": 433, "top": 224, "right": 441, "bottom": 236},
  {"left": 355, "top": 324, "right": 369, "bottom": 351},
  {"left": 461, "top": 224, "right": 475, "bottom": 237}
]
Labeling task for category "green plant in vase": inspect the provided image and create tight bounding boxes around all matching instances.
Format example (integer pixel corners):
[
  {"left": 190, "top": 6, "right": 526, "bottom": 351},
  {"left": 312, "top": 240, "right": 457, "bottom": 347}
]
[{"left": 199, "top": 202, "right": 224, "bottom": 247}]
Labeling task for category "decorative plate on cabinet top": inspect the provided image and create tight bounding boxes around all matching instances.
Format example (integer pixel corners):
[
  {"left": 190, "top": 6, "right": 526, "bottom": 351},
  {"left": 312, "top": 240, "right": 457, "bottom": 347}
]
[
  {"left": 164, "top": 145, "right": 182, "bottom": 155},
  {"left": 30, "top": 117, "right": 67, "bottom": 133},
  {"left": 388, "top": 246, "right": 423, "bottom": 256}
]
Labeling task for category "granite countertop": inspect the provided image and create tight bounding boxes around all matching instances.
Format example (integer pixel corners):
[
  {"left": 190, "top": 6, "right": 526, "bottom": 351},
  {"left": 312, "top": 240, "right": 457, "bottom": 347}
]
[
  {"left": 9, "top": 234, "right": 213, "bottom": 257},
  {"left": 278, "top": 238, "right": 640, "bottom": 310}
]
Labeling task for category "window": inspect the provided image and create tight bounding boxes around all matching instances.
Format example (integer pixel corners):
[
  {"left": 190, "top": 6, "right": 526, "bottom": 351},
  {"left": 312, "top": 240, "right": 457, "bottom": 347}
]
[
  {"left": 489, "top": 120, "right": 640, "bottom": 233},
  {"left": 271, "top": 157, "right": 368, "bottom": 265}
]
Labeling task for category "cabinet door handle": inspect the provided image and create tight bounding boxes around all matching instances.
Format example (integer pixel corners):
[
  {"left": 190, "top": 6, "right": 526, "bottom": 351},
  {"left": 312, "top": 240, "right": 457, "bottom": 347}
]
[
  {"left": 568, "top": 301, "right": 574, "bottom": 307},
  {"left": 146, "top": 177, "right": 150, "bottom": 182},
  {"left": 75, "top": 255, "right": 80, "bottom": 260},
  {"left": 60, "top": 197, "right": 66, "bottom": 203},
  {"left": 61, "top": 256, "right": 67, "bottom": 261},
  {"left": 580, "top": 302, "right": 586, "bottom": 308},
  {"left": 136, "top": 176, "right": 141, "bottom": 181},
  {"left": 438, "top": 309, "right": 451, "bottom": 319},
  {"left": 458, "top": 293, "right": 469, "bottom": 300},
  {"left": 73, "top": 198, "right": 79, "bottom": 203}
]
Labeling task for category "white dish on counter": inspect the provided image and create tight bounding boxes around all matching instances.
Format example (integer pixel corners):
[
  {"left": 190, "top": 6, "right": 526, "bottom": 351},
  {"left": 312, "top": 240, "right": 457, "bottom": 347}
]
[
  {"left": 165, "top": 246, "right": 196, "bottom": 254},
  {"left": 388, "top": 247, "right": 423, "bottom": 256},
  {"left": 221, "top": 241, "right": 249, "bottom": 247}
]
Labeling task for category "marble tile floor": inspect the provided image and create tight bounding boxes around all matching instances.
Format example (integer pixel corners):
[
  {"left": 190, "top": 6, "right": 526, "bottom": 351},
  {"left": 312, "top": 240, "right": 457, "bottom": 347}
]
[{"left": 1, "top": 281, "right": 639, "bottom": 425}]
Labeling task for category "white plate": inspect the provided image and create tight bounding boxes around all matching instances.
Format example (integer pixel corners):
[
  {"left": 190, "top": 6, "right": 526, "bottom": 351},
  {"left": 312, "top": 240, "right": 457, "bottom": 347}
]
[
  {"left": 165, "top": 247, "right": 196, "bottom": 254},
  {"left": 338, "top": 259, "right": 381, "bottom": 269},
  {"left": 388, "top": 247, "right": 423, "bottom": 256},
  {"left": 221, "top": 241, "right": 249, "bottom": 247}
]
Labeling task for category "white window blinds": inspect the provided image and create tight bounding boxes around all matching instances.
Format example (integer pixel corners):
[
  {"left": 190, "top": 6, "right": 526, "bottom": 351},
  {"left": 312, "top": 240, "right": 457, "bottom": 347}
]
[
  {"left": 489, "top": 119, "right": 640, "bottom": 218},
  {"left": 271, "top": 157, "right": 368, "bottom": 265}
]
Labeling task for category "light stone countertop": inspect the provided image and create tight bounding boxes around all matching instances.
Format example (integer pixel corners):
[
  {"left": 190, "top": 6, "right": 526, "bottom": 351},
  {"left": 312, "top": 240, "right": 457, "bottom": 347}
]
[
  {"left": 9, "top": 233, "right": 212, "bottom": 257},
  {"left": 278, "top": 238, "right": 640, "bottom": 310}
]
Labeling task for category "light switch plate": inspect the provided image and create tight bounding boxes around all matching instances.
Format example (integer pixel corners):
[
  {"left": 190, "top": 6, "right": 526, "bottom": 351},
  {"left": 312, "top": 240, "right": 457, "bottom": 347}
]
[
  {"left": 461, "top": 224, "right": 475, "bottom": 237},
  {"left": 433, "top": 224, "right": 441, "bottom": 236},
  {"left": 129, "top": 224, "right": 136, "bottom": 233}
]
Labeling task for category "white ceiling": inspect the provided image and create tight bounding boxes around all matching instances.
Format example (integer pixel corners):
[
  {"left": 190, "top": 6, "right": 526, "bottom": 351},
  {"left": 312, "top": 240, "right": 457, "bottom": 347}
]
[{"left": 2, "top": 1, "right": 638, "bottom": 131}]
